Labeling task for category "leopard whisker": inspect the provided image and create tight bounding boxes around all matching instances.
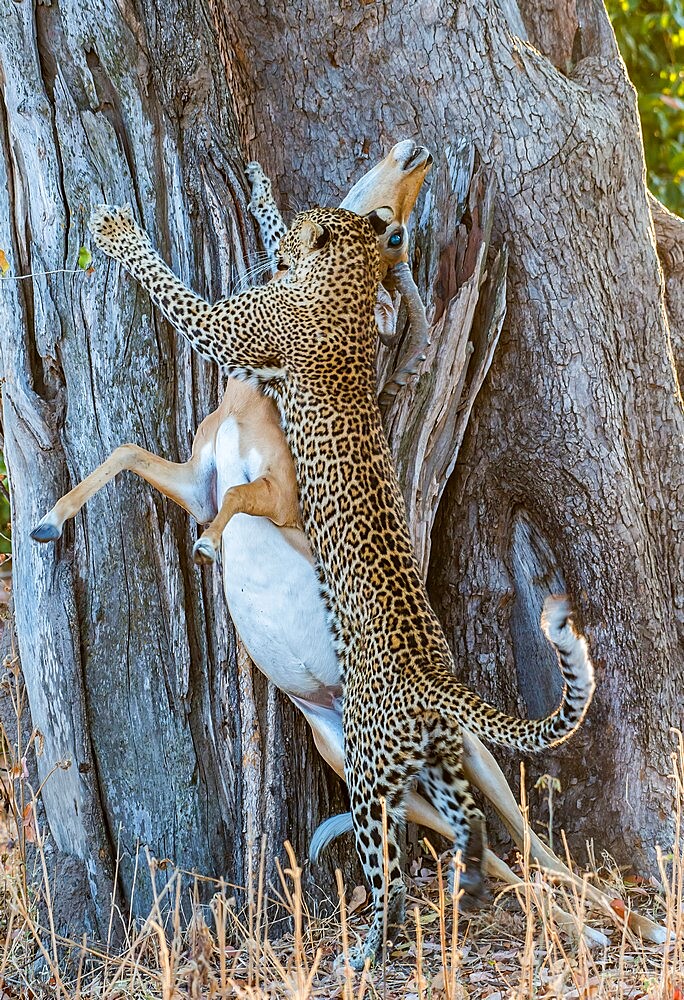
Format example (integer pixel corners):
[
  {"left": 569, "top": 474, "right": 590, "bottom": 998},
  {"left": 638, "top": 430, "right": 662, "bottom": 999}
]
[{"left": 232, "top": 259, "right": 276, "bottom": 292}]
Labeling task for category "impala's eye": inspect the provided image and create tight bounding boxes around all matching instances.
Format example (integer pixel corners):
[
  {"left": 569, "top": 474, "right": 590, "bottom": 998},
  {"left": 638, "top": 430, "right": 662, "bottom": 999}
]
[
  {"left": 277, "top": 258, "right": 289, "bottom": 270},
  {"left": 388, "top": 231, "right": 403, "bottom": 248}
]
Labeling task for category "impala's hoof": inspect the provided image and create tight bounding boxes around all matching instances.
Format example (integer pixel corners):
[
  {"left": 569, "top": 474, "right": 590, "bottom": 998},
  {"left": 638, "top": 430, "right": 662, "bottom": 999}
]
[
  {"left": 193, "top": 537, "right": 217, "bottom": 565},
  {"left": 456, "top": 870, "right": 489, "bottom": 911},
  {"left": 448, "top": 856, "right": 489, "bottom": 905},
  {"left": 30, "top": 520, "right": 62, "bottom": 543},
  {"left": 245, "top": 161, "right": 264, "bottom": 180},
  {"left": 460, "top": 884, "right": 489, "bottom": 912}
]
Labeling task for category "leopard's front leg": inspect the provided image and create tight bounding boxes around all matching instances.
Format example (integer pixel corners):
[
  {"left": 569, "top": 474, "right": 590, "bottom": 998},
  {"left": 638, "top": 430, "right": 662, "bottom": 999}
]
[
  {"left": 90, "top": 204, "right": 286, "bottom": 378},
  {"left": 91, "top": 205, "right": 211, "bottom": 337},
  {"left": 246, "top": 162, "right": 288, "bottom": 270}
]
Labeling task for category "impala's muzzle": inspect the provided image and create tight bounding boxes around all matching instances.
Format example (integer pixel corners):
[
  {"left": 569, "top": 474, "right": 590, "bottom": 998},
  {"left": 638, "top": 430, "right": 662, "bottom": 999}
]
[{"left": 400, "top": 144, "right": 433, "bottom": 172}]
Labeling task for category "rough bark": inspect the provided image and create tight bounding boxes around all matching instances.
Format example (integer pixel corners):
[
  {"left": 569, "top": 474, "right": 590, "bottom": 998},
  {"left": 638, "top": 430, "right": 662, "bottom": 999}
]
[
  {"left": 648, "top": 192, "right": 684, "bottom": 383},
  {"left": 182, "top": 0, "right": 684, "bottom": 863},
  {"left": 0, "top": 0, "right": 682, "bottom": 941},
  {"left": 0, "top": 0, "right": 350, "bottom": 938}
]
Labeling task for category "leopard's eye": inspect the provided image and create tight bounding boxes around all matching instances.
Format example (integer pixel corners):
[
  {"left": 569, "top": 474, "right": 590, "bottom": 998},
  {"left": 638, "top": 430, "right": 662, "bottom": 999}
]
[{"left": 388, "top": 232, "right": 403, "bottom": 248}]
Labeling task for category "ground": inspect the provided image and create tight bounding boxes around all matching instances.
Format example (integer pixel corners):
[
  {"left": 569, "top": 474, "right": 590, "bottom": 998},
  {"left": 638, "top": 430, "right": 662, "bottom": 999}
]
[{"left": 0, "top": 795, "right": 680, "bottom": 999}]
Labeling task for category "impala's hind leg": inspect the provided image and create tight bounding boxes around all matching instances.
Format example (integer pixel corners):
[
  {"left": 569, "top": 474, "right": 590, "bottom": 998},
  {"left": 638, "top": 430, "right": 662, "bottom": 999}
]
[
  {"left": 420, "top": 727, "right": 488, "bottom": 903},
  {"left": 245, "top": 162, "right": 287, "bottom": 268}
]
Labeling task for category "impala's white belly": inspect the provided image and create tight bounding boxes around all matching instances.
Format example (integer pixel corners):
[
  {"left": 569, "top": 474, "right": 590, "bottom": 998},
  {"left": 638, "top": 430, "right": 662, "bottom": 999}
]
[{"left": 215, "top": 419, "right": 340, "bottom": 697}]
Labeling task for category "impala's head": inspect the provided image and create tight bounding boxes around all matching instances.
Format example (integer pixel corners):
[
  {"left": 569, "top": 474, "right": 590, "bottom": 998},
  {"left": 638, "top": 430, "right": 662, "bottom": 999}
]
[{"left": 339, "top": 140, "right": 432, "bottom": 273}]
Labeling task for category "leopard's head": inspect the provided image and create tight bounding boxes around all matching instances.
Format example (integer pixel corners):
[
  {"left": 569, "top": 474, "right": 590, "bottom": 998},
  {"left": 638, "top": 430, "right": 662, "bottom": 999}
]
[{"left": 276, "top": 207, "right": 390, "bottom": 296}]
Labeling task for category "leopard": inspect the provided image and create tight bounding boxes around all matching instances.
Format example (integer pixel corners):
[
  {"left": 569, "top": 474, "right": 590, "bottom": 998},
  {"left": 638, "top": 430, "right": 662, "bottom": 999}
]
[{"left": 89, "top": 202, "right": 595, "bottom": 969}]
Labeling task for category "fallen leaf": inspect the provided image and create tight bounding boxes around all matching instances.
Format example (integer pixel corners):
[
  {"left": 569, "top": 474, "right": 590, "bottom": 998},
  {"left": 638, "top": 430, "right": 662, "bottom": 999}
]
[
  {"left": 347, "top": 884, "right": 367, "bottom": 914},
  {"left": 609, "top": 898, "right": 627, "bottom": 920},
  {"left": 0, "top": 251, "right": 9, "bottom": 276},
  {"left": 469, "top": 970, "right": 492, "bottom": 983},
  {"left": 389, "top": 940, "right": 411, "bottom": 959},
  {"left": 432, "top": 970, "right": 446, "bottom": 991},
  {"left": 623, "top": 873, "right": 650, "bottom": 886}
]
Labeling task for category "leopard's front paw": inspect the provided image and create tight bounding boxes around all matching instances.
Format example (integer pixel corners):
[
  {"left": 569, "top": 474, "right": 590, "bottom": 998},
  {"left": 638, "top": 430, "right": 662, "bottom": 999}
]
[
  {"left": 89, "top": 204, "right": 144, "bottom": 259},
  {"left": 245, "top": 161, "right": 274, "bottom": 212}
]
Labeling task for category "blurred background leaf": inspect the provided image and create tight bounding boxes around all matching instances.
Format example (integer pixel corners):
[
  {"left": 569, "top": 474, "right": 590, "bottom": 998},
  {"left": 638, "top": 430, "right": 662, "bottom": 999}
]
[
  {"left": 0, "top": 454, "right": 10, "bottom": 565},
  {"left": 607, "top": 0, "right": 684, "bottom": 216}
]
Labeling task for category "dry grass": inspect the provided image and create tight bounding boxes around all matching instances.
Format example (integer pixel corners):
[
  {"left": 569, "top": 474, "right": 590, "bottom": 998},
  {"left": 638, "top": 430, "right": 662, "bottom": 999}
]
[
  {"left": 0, "top": 652, "right": 680, "bottom": 1000},
  {"left": 0, "top": 833, "right": 679, "bottom": 1000}
]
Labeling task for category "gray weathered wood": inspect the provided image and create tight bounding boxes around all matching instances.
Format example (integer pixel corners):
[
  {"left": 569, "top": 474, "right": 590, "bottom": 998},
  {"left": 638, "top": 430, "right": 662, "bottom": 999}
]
[
  {"left": 0, "top": 0, "right": 350, "bottom": 936},
  {"left": 0, "top": 0, "right": 682, "bottom": 941}
]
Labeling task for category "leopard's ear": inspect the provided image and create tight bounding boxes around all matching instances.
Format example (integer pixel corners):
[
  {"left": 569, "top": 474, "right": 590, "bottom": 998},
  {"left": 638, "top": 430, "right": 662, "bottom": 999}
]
[
  {"left": 299, "top": 220, "right": 330, "bottom": 251},
  {"left": 365, "top": 206, "right": 394, "bottom": 235}
]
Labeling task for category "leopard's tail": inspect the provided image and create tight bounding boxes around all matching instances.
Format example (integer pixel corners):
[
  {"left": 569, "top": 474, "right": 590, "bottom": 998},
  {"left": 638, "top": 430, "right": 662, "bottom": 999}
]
[{"left": 446, "top": 595, "right": 595, "bottom": 753}]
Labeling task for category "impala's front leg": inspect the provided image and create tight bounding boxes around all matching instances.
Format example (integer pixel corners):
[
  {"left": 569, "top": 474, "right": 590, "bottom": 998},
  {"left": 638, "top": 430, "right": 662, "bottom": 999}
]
[
  {"left": 90, "top": 205, "right": 286, "bottom": 379},
  {"left": 246, "top": 162, "right": 287, "bottom": 269},
  {"left": 379, "top": 262, "right": 429, "bottom": 406},
  {"left": 193, "top": 473, "right": 299, "bottom": 564}
]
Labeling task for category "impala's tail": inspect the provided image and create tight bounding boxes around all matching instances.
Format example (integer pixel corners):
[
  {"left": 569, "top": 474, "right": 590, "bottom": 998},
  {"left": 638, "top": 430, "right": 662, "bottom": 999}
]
[
  {"left": 310, "top": 812, "right": 354, "bottom": 862},
  {"left": 444, "top": 596, "right": 595, "bottom": 753}
]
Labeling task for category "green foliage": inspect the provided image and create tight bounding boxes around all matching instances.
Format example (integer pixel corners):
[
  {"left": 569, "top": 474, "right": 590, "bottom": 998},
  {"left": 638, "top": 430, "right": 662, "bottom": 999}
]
[
  {"left": 607, "top": 0, "right": 684, "bottom": 215},
  {"left": 77, "top": 246, "right": 92, "bottom": 270}
]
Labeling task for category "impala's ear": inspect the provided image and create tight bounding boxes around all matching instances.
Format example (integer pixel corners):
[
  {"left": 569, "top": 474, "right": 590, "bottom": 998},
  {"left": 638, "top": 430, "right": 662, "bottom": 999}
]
[
  {"left": 299, "top": 219, "right": 330, "bottom": 250},
  {"left": 365, "top": 206, "right": 394, "bottom": 235}
]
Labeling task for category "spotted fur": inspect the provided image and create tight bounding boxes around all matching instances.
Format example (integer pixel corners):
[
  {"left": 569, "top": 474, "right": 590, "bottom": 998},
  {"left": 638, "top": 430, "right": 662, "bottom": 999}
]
[
  {"left": 245, "top": 161, "right": 288, "bottom": 266},
  {"left": 90, "top": 203, "right": 595, "bottom": 969}
]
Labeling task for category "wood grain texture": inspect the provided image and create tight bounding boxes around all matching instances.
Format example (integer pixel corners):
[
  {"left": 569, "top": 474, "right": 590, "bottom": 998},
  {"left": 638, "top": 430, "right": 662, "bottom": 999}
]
[{"left": 0, "top": 0, "right": 682, "bottom": 939}]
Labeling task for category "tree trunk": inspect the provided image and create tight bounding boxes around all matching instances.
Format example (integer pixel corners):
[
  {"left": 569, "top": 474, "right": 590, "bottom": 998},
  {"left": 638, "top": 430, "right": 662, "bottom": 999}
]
[
  {"left": 0, "top": 0, "right": 352, "bottom": 938},
  {"left": 216, "top": 0, "right": 683, "bottom": 866},
  {"left": 1, "top": 0, "right": 681, "bottom": 940}
]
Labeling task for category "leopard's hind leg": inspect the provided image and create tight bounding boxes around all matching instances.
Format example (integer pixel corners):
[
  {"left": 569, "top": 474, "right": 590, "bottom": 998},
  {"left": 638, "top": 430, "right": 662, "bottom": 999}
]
[
  {"left": 419, "top": 725, "right": 488, "bottom": 903},
  {"left": 345, "top": 731, "right": 423, "bottom": 970}
]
